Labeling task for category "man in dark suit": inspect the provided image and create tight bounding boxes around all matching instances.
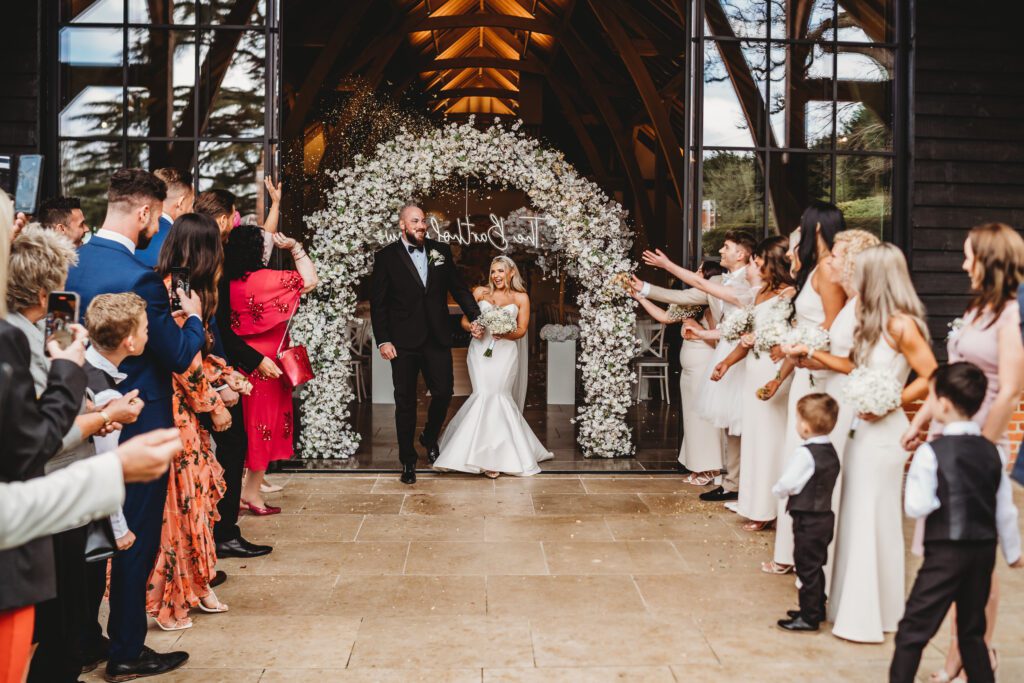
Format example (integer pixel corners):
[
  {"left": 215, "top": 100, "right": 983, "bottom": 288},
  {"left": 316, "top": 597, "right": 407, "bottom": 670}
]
[
  {"left": 134, "top": 168, "right": 194, "bottom": 268},
  {"left": 66, "top": 168, "right": 205, "bottom": 680},
  {"left": 370, "top": 203, "right": 482, "bottom": 484}
]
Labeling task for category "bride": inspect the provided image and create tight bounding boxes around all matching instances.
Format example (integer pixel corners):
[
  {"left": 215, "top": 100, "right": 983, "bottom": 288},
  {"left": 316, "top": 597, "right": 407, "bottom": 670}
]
[{"left": 433, "top": 255, "right": 553, "bottom": 478}]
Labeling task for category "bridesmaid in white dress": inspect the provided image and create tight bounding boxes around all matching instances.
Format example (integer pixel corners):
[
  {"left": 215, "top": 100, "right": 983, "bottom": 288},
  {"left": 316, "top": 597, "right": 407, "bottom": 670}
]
[
  {"left": 708, "top": 237, "right": 796, "bottom": 530},
  {"left": 827, "top": 244, "right": 937, "bottom": 643},
  {"left": 434, "top": 256, "right": 553, "bottom": 477},
  {"left": 630, "top": 263, "right": 723, "bottom": 478},
  {"left": 782, "top": 229, "right": 881, "bottom": 587},
  {"left": 762, "top": 202, "right": 849, "bottom": 574}
]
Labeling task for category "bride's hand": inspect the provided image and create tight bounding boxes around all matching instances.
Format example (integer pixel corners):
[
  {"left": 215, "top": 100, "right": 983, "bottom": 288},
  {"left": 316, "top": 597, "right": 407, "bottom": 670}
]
[{"left": 641, "top": 248, "right": 675, "bottom": 271}]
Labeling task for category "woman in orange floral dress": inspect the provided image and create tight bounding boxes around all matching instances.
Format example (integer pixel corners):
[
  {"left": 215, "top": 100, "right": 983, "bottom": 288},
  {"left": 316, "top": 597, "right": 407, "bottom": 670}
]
[{"left": 146, "top": 213, "right": 246, "bottom": 630}]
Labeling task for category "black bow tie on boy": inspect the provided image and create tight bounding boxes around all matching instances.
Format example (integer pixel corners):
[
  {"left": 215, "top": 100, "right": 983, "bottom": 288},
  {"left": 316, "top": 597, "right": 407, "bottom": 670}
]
[{"left": 408, "top": 243, "right": 424, "bottom": 254}]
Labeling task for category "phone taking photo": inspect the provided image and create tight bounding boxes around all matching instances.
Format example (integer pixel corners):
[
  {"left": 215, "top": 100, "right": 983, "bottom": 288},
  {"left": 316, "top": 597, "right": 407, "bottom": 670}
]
[
  {"left": 170, "top": 266, "right": 190, "bottom": 311},
  {"left": 14, "top": 154, "right": 43, "bottom": 216},
  {"left": 45, "top": 291, "right": 80, "bottom": 352}
]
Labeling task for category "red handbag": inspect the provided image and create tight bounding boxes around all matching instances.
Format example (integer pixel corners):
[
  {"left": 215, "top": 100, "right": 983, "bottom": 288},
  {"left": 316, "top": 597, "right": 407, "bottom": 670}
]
[{"left": 276, "top": 299, "right": 315, "bottom": 387}]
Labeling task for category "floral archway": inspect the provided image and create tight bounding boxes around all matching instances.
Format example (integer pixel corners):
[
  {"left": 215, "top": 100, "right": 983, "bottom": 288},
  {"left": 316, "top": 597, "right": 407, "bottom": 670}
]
[{"left": 292, "top": 119, "right": 637, "bottom": 459}]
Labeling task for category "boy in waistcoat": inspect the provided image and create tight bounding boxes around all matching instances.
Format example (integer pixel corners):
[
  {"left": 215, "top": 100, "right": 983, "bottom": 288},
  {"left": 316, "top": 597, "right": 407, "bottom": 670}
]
[
  {"left": 772, "top": 393, "right": 840, "bottom": 633},
  {"left": 890, "top": 362, "right": 1021, "bottom": 683}
]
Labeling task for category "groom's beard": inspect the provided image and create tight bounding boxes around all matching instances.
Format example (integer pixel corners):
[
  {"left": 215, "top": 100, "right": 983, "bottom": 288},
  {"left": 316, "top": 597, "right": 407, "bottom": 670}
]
[{"left": 137, "top": 230, "right": 153, "bottom": 250}]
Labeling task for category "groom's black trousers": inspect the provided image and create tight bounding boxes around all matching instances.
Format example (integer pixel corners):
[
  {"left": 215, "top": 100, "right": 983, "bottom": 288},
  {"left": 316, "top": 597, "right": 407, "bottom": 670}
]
[{"left": 391, "top": 341, "right": 454, "bottom": 466}]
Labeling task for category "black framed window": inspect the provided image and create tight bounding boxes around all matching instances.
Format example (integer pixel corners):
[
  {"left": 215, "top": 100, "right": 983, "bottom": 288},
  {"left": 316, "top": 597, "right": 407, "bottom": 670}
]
[
  {"left": 688, "top": 0, "right": 903, "bottom": 256},
  {"left": 53, "top": 0, "right": 280, "bottom": 224}
]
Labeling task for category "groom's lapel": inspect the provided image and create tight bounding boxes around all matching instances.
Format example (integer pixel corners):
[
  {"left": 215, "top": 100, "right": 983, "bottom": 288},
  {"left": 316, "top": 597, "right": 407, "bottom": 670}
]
[{"left": 396, "top": 241, "right": 426, "bottom": 290}]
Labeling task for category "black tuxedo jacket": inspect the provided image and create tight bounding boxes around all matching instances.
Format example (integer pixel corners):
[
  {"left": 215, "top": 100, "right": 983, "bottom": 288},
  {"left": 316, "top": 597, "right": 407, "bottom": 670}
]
[{"left": 370, "top": 239, "right": 481, "bottom": 349}]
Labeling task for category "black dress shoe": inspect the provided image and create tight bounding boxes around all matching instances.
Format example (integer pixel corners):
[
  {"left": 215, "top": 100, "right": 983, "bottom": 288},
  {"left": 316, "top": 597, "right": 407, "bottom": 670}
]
[
  {"left": 699, "top": 486, "right": 739, "bottom": 502},
  {"left": 777, "top": 615, "right": 819, "bottom": 632},
  {"left": 400, "top": 464, "right": 417, "bottom": 485},
  {"left": 786, "top": 609, "right": 801, "bottom": 619},
  {"left": 81, "top": 636, "right": 110, "bottom": 674},
  {"left": 420, "top": 435, "right": 440, "bottom": 464},
  {"left": 217, "top": 536, "right": 273, "bottom": 559},
  {"left": 105, "top": 647, "right": 188, "bottom": 682},
  {"left": 210, "top": 570, "right": 227, "bottom": 587}
]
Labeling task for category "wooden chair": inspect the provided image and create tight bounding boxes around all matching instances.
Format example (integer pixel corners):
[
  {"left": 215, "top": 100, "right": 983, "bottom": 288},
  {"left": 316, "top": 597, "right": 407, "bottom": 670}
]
[{"left": 634, "top": 320, "right": 670, "bottom": 404}]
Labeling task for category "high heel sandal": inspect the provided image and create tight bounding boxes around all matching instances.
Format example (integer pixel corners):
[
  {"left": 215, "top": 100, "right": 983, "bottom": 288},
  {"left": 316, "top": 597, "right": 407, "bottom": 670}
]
[
  {"left": 760, "top": 560, "right": 794, "bottom": 575},
  {"left": 242, "top": 500, "right": 281, "bottom": 516},
  {"left": 199, "top": 590, "right": 229, "bottom": 614},
  {"left": 684, "top": 471, "right": 715, "bottom": 486},
  {"left": 154, "top": 617, "right": 192, "bottom": 631}
]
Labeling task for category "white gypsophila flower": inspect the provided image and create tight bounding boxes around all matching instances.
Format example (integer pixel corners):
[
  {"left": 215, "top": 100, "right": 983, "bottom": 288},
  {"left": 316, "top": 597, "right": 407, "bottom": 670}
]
[
  {"left": 665, "top": 304, "right": 704, "bottom": 322},
  {"left": 841, "top": 366, "right": 904, "bottom": 417},
  {"left": 785, "top": 324, "right": 831, "bottom": 353},
  {"left": 947, "top": 316, "right": 965, "bottom": 343},
  {"left": 539, "top": 324, "right": 580, "bottom": 342},
  {"left": 294, "top": 119, "right": 637, "bottom": 458},
  {"left": 754, "top": 297, "right": 794, "bottom": 353},
  {"left": 719, "top": 306, "right": 755, "bottom": 342}
]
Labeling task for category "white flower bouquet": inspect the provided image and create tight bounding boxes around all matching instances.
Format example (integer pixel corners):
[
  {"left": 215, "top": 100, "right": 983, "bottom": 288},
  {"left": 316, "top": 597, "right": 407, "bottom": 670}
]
[
  {"left": 666, "top": 304, "right": 704, "bottom": 322},
  {"left": 785, "top": 324, "right": 830, "bottom": 353},
  {"left": 719, "top": 306, "right": 755, "bottom": 342},
  {"left": 754, "top": 298, "right": 793, "bottom": 354},
  {"left": 540, "top": 324, "right": 580, "bottom": 342},
  {"left": 478, "top": 308, "right": 517, "bottom": 357},
  {"left": 842, "top": 366, "right": 904, "bottom": 418}
]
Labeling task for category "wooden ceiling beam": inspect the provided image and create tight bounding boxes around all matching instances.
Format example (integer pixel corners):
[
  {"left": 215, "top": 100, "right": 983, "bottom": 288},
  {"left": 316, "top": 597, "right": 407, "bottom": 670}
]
[
  {"left": 591, "top": 0, "right": 686, "bottom": 216},
  {"left": 417, "top": 56, "right": 547, "bottom": 73},
  {"left": 415, "top": 13, "right": 558, "bottom": 34},
  {"left": 430, "top": 87, "right": 521, "bottom": 100}
]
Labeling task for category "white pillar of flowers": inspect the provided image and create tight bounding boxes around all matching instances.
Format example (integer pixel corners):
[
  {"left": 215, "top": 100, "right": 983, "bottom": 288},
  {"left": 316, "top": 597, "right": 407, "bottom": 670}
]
[{"left": 542, "top": 324, "right": 578, "bottom": 405}]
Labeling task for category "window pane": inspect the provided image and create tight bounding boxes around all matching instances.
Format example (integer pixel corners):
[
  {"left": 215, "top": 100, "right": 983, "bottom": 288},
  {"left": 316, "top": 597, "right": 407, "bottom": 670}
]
[
  {"left": 127, "top": 29, "right": 198, "bottom": 136},
  {"left": 770, "top": 44, "right": 833, "bottom": 149},
  {"left": 198, "top": 0, "right": 267, "bottom": 25},
  {"left": 60, "top": 86, "right": 123, "bottom": 138},
  {"left": 837, "top": 0, "right": 894, "bottom": 43},
  {"left": 770, "top": 0, "right": 836, "bottom": 40},
  {"left": 835, "top": 155, "right": 891, "bottom": 238},
  {"left": 768, "top": 152, "right": 832, "bottom": 233},
  {"left": 198, "top": 141, "right": 264, "bottom": 214},
  {"left": 701, "top": 150, "right": 765, "bottom": 254},
  {"left": 128, "top": 0, "right": 197, "bottom": 24},
  {"left": 836, "top": 49, "right": 893, "bottom": 150},
  {"left": 703, "top": 41, "right": 766, "bottom": 148},
  {"left": 60, "top": 26, "right": 123, "bottom": 65},
  {"left": 705, "top": 0, "right": 768, "bottom": 39},
  {"left": 60, "top": 140, "right": 123, "bottom": 226},
  {"left": 201, "top": 30, "right": 265, "bottom": 137},
  {"left": 62, "top": 0, "right": 124, "bottom": 23}
]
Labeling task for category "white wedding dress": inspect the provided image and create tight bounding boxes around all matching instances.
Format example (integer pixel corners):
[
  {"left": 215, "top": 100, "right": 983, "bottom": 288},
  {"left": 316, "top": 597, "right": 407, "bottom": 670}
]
[{"left": 434, "top": 301, "right": 553, "bottom": 476}]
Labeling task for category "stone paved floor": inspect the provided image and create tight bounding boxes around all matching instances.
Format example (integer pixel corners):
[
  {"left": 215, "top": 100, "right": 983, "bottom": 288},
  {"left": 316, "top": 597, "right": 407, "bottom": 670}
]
[{"left": 83, "top": 473, "right": 1024, "bottom": 682}]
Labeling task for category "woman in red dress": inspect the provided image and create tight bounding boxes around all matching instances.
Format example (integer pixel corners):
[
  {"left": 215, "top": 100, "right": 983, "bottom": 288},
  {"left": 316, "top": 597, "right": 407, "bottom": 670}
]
[{"left": 225, "top": 225, "right": 318, "bottom": 514}]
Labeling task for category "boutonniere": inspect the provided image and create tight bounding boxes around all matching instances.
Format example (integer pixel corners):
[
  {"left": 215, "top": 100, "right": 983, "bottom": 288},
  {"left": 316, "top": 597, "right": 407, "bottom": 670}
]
[
  {"left": 428, "top": 249, "right": 445, "bottom": 266},
  {"left": 946, "top": 316, "right": 965, "bottom": 342}
]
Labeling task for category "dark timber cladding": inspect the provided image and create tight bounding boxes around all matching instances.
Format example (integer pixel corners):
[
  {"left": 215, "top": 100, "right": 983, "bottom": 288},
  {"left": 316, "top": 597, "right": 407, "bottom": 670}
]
[
  {"left": 0, "top": 2, "right": 42, "bottom": 161},
  {"left": 911, "top": 0, "right": 1024, "bottom": 349}
]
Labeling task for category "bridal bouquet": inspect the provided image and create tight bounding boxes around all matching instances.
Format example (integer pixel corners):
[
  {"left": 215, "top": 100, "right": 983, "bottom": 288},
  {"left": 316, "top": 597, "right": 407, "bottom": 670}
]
[
  {"left": 785, "top": 324, "right": 831, "bottom": 353},
  {"left": 718, "top": 306, "right": 755, "bottom": 342},
  {"left": 666, "top": 304, "right": 704, "bottom": 322},
  {"left": 477, "top": 308, "right": 517, "bottom": 357},
  {"left": 842, "top": 366, "right": 904, "bottom": 418},
  {"left": 754, "top": 298, "right": 794, "bottom": 355}
]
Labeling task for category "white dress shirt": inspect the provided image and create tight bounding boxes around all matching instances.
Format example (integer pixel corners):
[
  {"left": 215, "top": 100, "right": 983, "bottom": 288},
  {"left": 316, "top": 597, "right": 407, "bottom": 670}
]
[
  {"left": 85, "top": 346, "right": 132, "bottom": 538},
  {"left": 772, "top": 435, "right": 832, "bottom": 499},
  {"left": 95, "top": 228, "right": 137, "bottom": 254},
  {"left": 0, "top": 452, "right": 124, "bottom": 551},
  {"left": 904, "top": 421, "right": 1021, "bottom": 564},
  {"left": 401, "top": 236, "right": 428, "bottom": 286}
]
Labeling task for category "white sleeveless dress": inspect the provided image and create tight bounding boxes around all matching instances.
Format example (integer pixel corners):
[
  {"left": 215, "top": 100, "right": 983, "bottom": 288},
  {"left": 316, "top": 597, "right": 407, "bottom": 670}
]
[
  {"left": 434, "top": 301, "right": 553, "bottom": 476},
  {"left": 678, "top": 312, "right": 723, "bottom": 472},
  {"left": 695, "top": 272, "right": 752, "bottom": 436},
  {"left": 772, "top": 271, "right": 837, "bottom": 564},
  {"left": 736, "top": 295, "right": 793, "bottom": 522},
  {"left": 828, "top": 335, "right": 911, "bottom": 643}
]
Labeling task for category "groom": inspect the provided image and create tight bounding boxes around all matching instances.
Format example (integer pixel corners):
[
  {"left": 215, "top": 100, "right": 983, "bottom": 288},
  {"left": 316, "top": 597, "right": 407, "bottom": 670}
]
[{"left": 370, "top": 203, "right": 482, "bottom": 484}]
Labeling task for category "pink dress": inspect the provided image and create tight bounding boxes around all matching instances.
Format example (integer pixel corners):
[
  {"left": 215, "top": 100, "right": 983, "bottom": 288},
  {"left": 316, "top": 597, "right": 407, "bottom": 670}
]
[{"left": 229, "top": 269, "right": 305, "bottom": 469}]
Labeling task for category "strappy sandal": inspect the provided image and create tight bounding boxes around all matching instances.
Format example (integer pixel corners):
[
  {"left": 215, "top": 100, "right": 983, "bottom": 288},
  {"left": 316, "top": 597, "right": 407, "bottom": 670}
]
[
  {"left": 760, "top": 560, "right": 794, "bottom": 575},
  {"left": 154, "top": 617, "right": 192, "bottom": 631},
  {"left": 684, "top": 471, "right": 715, "bottom": 486},
  {"left": 743, "top": 520, "right": 775, "bottom": 532},
  {"left": 198, "top": 590, "right": 229, "bottom": 614}
]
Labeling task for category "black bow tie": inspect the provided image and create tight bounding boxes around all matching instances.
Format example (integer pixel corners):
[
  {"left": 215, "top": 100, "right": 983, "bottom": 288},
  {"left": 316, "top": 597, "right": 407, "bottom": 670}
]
[{"left": 407, "top": 243, "right": 424, "bottom": 254}]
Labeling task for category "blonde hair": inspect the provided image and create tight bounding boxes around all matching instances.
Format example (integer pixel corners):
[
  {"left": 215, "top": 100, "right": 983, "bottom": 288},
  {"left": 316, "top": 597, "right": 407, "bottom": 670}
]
[
  {"left": 966, "top": 223, "right": 1024, "bottom": 325},
  {"left": 0, "top": 191, "right": 12, "bottom": 317},
  {"left": 833, "top": 229, "right": 881, "bottom": 285},
  {"left": 85, "top": 293, "right": 147, "bottom": 351},
  {"left": 852, "top": 243, "right": 929, "bottom": 365},
  {"left": 487, "top": 255, "right": 527, "bottom": 295},
  {"left": 797, "top": 393, "right": 839, "bottom": 435},
  {"left": 6, "top": 225, "right": 79, "bottom": 313}
]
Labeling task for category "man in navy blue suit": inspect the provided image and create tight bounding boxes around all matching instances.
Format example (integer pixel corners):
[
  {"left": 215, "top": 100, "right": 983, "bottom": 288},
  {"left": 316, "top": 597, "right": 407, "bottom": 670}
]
[
  {"left": 135, "top": 168, "right": 194, "bottom": 268},
  {"left": 66, "top": 169, "right": 205, "bottom": 681}
]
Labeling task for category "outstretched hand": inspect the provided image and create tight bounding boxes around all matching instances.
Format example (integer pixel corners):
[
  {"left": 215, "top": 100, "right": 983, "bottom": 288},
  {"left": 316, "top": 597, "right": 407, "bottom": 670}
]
[{"left": 641, "top": 249, "right": 675, "bottom": 271}]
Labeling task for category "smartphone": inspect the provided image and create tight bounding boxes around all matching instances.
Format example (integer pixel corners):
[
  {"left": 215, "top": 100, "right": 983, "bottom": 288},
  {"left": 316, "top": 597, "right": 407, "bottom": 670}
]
[
  {"left": 170, "top": 266, "right": 190, "bottom": 311},
  {"left": 45, "top": 291, "right": 80, "bottom": 351},
  {"left": 14, "top": 154, "right": 43, "bottom": 215}
]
